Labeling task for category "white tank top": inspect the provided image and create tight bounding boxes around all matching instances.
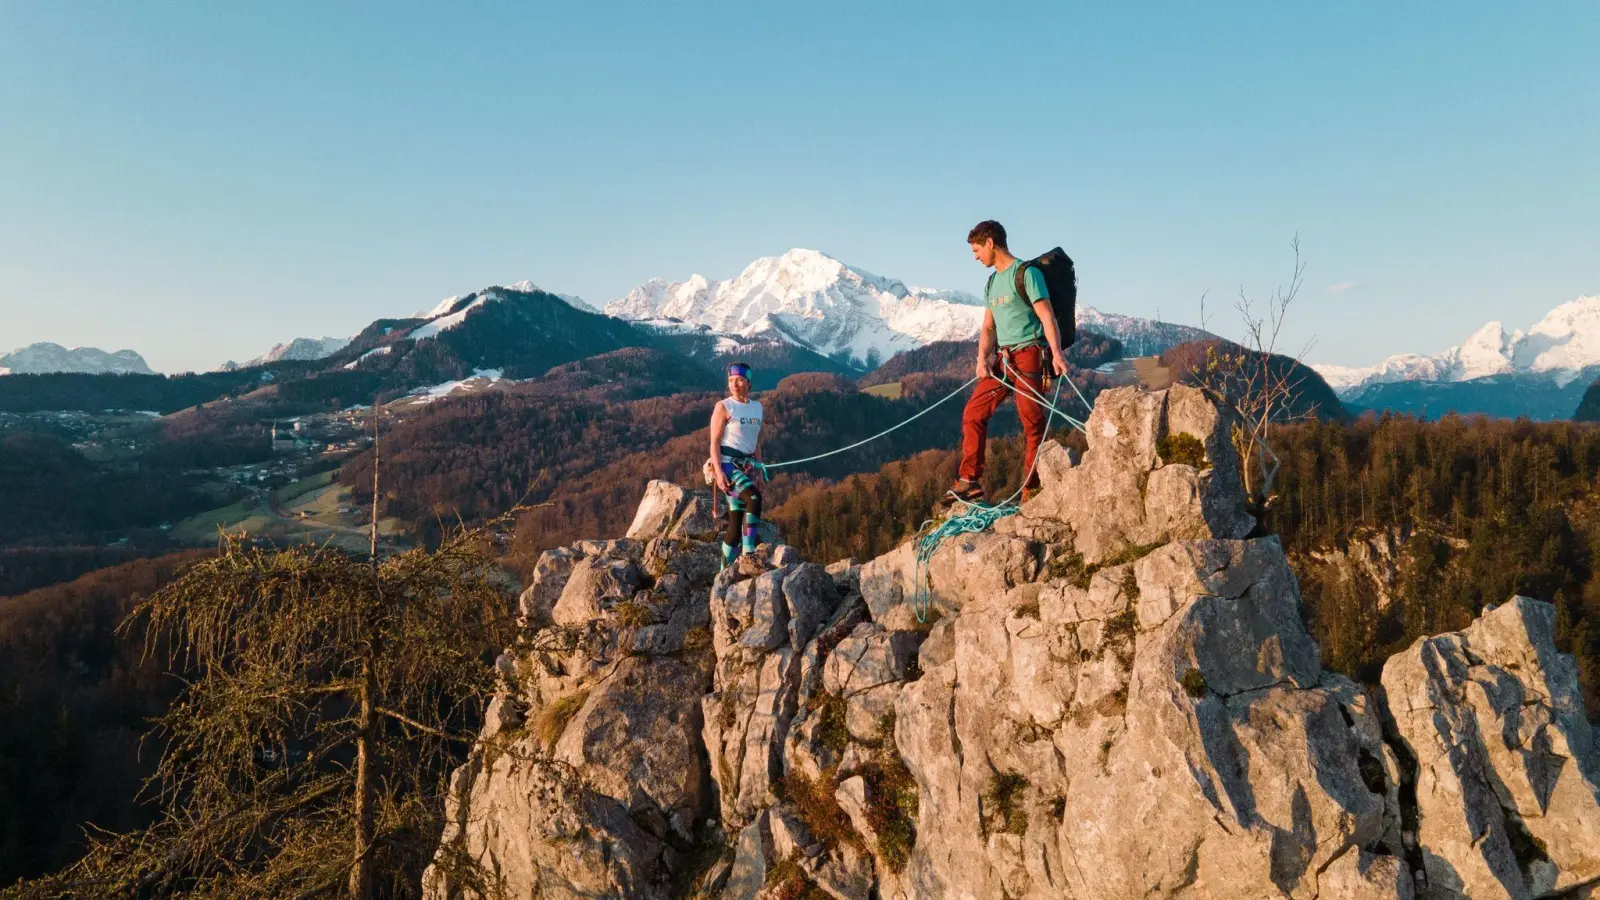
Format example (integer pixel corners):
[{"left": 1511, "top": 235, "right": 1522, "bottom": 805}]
[{"left": 720, "top": 396, "right": 763, "bottom": 458}]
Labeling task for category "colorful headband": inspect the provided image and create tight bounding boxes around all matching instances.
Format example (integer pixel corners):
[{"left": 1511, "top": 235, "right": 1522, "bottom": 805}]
[{"left": 726, "top": 363, "right": 752, "bottom": 378}]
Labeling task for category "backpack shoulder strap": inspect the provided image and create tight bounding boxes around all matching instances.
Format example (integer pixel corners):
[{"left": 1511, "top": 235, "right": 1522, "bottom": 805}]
[
  {"left": 985, "top": 271, "right": 997, "bottom": 299},
  {"left": 1014, "top": 259, "right": 1036, "bottom": 304}
]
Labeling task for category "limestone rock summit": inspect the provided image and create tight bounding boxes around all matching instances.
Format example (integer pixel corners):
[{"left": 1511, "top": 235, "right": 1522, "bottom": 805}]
[{"left": 423, "top": 384, "right": 1600, "bottom": 900}]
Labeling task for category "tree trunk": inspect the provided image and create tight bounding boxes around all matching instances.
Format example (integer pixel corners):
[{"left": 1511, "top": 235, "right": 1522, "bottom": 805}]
[
  {"left": 349, "top": 657, "right": 376, "bottom": 900},
  {"left": 370, "top": 406, "right": 381, "bottom": 561}
]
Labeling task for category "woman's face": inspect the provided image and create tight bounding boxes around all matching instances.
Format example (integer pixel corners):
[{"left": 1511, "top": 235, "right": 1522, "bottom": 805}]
[{"left": 728, "top": 374, "right": 750, "bottom": 397}]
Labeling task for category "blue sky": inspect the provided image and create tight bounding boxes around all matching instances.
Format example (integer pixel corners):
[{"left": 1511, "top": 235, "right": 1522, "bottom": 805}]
[{"left": 3, "top": 2, "right": 1597, "bottom": 373}]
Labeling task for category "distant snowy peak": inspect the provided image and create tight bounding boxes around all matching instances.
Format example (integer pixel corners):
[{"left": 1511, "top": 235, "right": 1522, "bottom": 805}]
[
  {"left": 402, "top": 283, "right": 602, "bottom": 343},
  {"left": 417, "top": 282, "right": 596, "bottom": 320},
  {"left": 503, "top": 281, "right": 598, "bottom": 314},
  {"left": 0, "top": 342, "right": 154, "bottom": 376},
  {"left": 1314, "top": 295, "right": 1600, "bottom": 396},
  {"left": 604, "top": 248, "right": 986, "bottom": 366},
  {"left": 906, "top": 286, "right": 984, "bottom": 306},
  {"left": 260, "top": 336, "right": 352, "bottom": 364},
  {"left": 1076, "top": 306, "right": 1216, "bottom": 356},
  {"left": 409, "top": 291, "right": 501, "bottom": 340}
]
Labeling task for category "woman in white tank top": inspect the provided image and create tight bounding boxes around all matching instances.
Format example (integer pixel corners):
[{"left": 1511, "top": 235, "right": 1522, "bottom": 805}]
[{"left": 709, "top": 361, "right": 765, "bottom": 568}]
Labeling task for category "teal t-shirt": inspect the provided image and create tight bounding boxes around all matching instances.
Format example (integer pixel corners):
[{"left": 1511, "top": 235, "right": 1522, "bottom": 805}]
[{"left": 985, "top": 260, "right": 1048, "bottom": 348}]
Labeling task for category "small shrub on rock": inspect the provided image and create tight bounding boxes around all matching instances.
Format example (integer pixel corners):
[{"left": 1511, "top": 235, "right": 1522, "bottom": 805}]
[
  {"left": 777, "top": 768, "right": 859, "bottom": 853},
  {"left": 1181, "top": 668, "right": 1208, "bottom": 698},
  {"left": 983, "top": 771, "right": 1030, "bottom": 837},
  {"left": 766, "top": 854, "right": 829, "bottom": 900},
  {"left": 1156, "top": 431, "right": 1209, "bottom": 469},
  {"left": 813, "top": 692, "right": 850, "bottom": 756}
]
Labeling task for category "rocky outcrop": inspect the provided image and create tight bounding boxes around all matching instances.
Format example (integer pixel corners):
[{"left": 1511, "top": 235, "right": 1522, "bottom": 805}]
[
  {"left": 426, "top": 385, "right": 1600, "bottom": 900},
  {"left": 424, "top": 486, "right": 725, "bottom": 900},
  {"left": 1383, "top": 597, "right": 1600, "bottom": 899}
]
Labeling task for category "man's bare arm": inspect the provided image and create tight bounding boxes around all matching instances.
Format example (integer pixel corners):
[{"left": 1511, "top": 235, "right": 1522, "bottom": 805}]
[
  {"left": 976, "top": 308, "right": 997, "bottom": 381},
  {"left": 1034, "top": 300, "right": 1070, "bottom": 376}
]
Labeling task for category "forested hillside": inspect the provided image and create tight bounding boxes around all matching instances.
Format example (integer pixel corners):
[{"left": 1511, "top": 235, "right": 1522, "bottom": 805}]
[
  {"left": 0, "top": 432, "right": 213, "bottom": 547},
  {"left": 0, "top": 552, "right": 208, "bottom": 884}
]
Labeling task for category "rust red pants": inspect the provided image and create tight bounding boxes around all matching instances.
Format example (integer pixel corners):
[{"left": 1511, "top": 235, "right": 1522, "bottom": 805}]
[{"left": 960, "top": 344, "right": 1047, "bottom": 490}]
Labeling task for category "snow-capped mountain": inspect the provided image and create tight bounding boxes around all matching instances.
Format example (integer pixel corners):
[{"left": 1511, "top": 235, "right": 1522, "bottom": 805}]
[
  {"left": 1077, "top": 306, "right": 1214, "bottom": 357},
  {"left": 605, "top": 249, "right": 987, "bottom": 367},
  {"left": 1314, "top": 296, "right": 1600, "bottom": 397},
  {"left": 415, "top": 282, "right": 597, "bottom": 320},
  {"left": 219, "top": 336, "right": 352, "bottom": 371},
  {"left": 0, "top": 342, "right": 154, "bottom": 376},
  {"left": 261, "top": 336, "right": 352, "bottom": 363},
  {"left": 605, "top": 248, "right": 1212, "bottom": 365}
]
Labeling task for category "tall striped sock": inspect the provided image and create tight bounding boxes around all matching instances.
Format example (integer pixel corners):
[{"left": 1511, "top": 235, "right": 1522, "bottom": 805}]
[
  {"left": 721, "top": 541, "right": 738, "bottom": 570},
  {"left": 742, "top": 516, "right": 761, "bottom": 554}
]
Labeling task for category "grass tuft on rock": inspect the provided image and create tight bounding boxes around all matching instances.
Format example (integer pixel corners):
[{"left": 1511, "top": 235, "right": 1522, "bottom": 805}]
[
  {"left": 1099, "top": 542, "right": 1163, "bottom": 569},
  {"left": 682, "top": 626, "right": 712, "bottom": 654},
  {"left": 613, "top": 598, "right": 653, "bottom": 629},
  {"left": 535, "top": 689, "right": 589, "bottom": 750},
  {"left": 717, "top": 690, "right": 739, "bottom": 731},
  {"left": 1048, "top": 549, "right": 1090, "bottom": 589},
  {"left": 1103, "top": 608, "right": 1138, "bottom": 645},
  {"left": 1181, "top": 668, "right": 1208, "bottom": 698},
  {"left": 1120, "top": 568, "right": 1140, "bottom": 601}
]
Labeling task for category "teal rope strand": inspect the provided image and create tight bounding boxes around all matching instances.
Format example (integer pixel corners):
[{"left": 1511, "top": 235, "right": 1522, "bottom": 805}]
[{"left": 752, "top": 375, "right": 979, "bottom": 478}]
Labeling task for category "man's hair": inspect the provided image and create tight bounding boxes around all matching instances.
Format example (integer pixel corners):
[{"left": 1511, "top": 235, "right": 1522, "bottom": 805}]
[{"left": 967, "top": 220, "right": 1007, "bottom": 249}]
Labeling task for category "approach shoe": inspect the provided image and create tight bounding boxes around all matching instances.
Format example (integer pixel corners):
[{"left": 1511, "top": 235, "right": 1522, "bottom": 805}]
[{"left": 943, "top": 479, "right": 985, "bottom": 506}]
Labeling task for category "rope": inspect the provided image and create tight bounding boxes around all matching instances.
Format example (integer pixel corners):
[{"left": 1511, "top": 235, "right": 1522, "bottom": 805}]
[{"left": 750, "top": 375, "right": 980, "bottom": 478}]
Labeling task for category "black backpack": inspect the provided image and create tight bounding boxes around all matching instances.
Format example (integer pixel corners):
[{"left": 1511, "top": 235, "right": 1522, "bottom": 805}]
[{"left": 989, "top": 248, "right": 1078, "bottom": 348}]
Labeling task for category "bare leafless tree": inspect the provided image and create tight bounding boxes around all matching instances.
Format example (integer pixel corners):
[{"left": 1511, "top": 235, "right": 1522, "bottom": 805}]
[{"left": 1196, "top": 236, "right": 1318, "bottom": 516}]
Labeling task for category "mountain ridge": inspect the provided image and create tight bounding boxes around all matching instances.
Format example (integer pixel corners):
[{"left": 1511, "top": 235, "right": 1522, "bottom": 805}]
[
  {"left": 1315, "top": 294, "right": 1600, "bottom": 397},
  {"left": 0, "top": 342, "right": 154, "bottom": 376}
]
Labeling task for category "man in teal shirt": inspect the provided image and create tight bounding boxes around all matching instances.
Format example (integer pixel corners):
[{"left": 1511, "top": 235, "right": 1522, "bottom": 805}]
[{"left": 950, "top": 220, "right": 1070, "bottom": 504}]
